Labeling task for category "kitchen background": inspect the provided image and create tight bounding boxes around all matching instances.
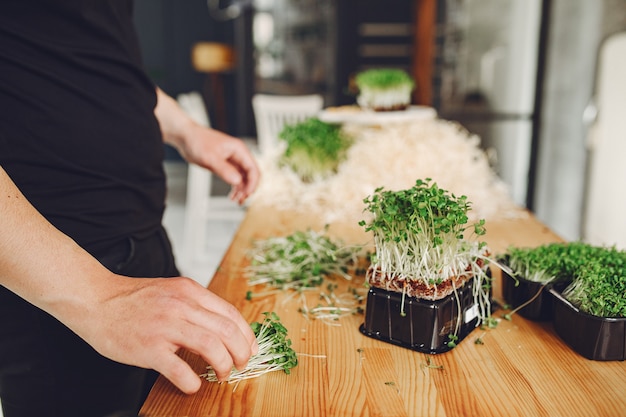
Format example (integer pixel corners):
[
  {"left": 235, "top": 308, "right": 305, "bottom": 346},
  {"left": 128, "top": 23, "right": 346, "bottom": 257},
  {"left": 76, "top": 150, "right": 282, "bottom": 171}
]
[
  {"left": 2, "top": 2, "right": 625, "bottom": 416},
  {"left": 132, "top": 0, "right": 626, "bottom": 245},
  {"left": 0, "top": 2, "right": 625, "bottom": 414}
]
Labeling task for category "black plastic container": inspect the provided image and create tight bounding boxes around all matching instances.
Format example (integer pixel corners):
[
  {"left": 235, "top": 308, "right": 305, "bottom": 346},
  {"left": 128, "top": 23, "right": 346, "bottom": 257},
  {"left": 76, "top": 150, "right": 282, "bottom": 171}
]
[
  {"left": 359, "top": 279, "right": 482, "bottom": 354},
  {"left": 550, "top": 288, "right": 626, "bottom": 361},
  {"left": 501, "top": 269, "right": 555, "bottom": 321}
]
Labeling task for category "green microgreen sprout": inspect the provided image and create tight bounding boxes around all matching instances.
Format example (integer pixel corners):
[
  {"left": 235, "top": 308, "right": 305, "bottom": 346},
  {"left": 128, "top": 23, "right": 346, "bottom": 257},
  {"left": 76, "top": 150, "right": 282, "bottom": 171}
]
[
  {"left": 359, "top": 178, "right": 497, "bottom": 343},
  {"left": 561, "top": 246, "right": 626, "bottom": 318},
  {"left": 245, "top": 228, "right": 363, "bottom": 293},
  {"left": 420, "top": 356, "right": 444, "bottom": 374},
  {"left": 502, "top": 285, "right": 545, "bottom": 321},
  {"left": 245, "top": 228, "right": 367, "bottom": 324},
  {"left": 500, "top": 241, "right": 601, "bottom": 285},
  {"left": 481, "top": 316, "right": 499, "bottom": 330},
  {"left": 200, "top": 312, "right": 297, "bottom": 385},
  {"left": 278, "top": 117, "right": 353, "bottom": 183},
  {"left": 446, "top": 334, "right": 459, "bottom": 349},
  {"left": 384, "top": 381, "right": 400, "bottom": 394}
]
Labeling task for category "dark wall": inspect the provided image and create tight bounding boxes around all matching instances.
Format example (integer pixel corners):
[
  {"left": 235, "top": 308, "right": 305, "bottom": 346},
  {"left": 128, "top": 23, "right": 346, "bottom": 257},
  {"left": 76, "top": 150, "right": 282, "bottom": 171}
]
[{"left": 134, "top": 0, "right": 235, "bottom": 96}]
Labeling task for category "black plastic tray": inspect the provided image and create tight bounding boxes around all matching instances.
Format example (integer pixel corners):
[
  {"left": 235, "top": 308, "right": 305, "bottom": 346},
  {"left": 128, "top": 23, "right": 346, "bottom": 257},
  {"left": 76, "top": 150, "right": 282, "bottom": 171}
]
[
  {"left": 550, "top": 288, "right": 626, "bottom": 361},
  {"left": 501, "top": 268, "right": 555, "bottom": 321},
  {"left": 359, "top": 279, "right": 482, "bottom": 354}
]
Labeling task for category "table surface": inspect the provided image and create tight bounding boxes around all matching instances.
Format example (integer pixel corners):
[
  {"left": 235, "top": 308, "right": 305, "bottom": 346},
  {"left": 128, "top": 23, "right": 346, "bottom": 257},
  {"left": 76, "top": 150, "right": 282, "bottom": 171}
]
[{"left": 141, "top": 205, "right": 626, "bottom": 417}]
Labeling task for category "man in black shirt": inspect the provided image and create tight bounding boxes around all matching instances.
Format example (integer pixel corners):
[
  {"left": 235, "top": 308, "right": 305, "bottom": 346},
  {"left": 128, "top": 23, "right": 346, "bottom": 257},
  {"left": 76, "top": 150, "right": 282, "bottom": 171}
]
[{"left": 0, "top": 1, "right": 260, "bottom": 416}]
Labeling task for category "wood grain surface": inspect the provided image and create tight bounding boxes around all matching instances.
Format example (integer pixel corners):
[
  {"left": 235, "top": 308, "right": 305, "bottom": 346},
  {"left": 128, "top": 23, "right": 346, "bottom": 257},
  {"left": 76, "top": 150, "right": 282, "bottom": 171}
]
[{"left": 141, "top": 205, "right": 626, "bottom": 417}]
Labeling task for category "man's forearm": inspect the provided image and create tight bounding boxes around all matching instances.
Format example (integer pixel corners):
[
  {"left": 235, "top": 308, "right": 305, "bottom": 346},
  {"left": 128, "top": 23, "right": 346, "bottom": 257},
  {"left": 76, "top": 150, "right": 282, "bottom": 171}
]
[{"left": 0, "top": 166, "right": 114, "bottom": 327}]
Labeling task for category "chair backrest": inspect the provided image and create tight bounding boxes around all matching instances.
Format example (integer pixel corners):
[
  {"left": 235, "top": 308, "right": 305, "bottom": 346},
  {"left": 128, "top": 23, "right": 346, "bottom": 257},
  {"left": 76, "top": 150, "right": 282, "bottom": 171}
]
[
  {"left": 252, "top": 94, "right": 324, "bottom": 155},
  {"left": 177, "top": 91, "right": 211, "bottom": 127}
]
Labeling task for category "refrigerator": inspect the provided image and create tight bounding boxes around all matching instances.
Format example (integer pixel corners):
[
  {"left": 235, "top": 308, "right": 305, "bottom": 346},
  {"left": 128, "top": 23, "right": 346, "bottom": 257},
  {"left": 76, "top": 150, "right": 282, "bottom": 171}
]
[{"left": 434, "top": 0, "right": 543, "bottom": 207}]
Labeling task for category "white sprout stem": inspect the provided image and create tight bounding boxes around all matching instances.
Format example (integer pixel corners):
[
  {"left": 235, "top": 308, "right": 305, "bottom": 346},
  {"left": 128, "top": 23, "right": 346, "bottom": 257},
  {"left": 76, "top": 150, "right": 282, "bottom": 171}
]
[
  {"left": 370, "top": 230, "right": 494, "bottom": 327},
  {"left": 200, "top": 317, "right": 295, "bottom": 383}
]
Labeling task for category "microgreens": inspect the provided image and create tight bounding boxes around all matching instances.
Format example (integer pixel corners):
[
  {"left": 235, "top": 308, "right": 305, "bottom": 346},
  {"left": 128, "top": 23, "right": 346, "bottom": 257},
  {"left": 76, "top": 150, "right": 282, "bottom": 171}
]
[
  {"left": 562, "top": 246, "right": 626, "bottom": 318},
  {"left": 501, "top": 241, "right": 600, "bottom": 284},
  {"left": 278, "top": 117, "right": 353, "bottom": 182},
  {"left": 502, "top": 286, "right": 545, "bottom": 321},
  {"left": 245, "top": 229, "right": 367, "bottom": 324},
  {"left": 359, "top": 178, "right": 488, "bottom": 284},
  {"left": 420, "top": 356, "right": 444, "bottom": 374},
  {"left": 359, "top": 178, "right": 496, "bottom": 342},
  {"left": 297, "top": 284, "right": 366, "bottom": 325},
  {"left": 355, "top": 68, "right": 415, "bottom": 90},
  {"left": 245, "top": 228, "right": 363, "bottom": 293},
  {"left": 502, "top": 242, "right": 626, "bottom": 318},
  {"left": 200, "top": 312, "right": 298, "bottom": 384}
]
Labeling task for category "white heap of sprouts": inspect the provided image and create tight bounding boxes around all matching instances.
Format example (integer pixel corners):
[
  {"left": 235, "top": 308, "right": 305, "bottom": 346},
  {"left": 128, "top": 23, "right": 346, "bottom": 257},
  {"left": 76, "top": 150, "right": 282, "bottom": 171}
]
[{"left": 249, "top": 117, "right": 524, "bottom": 224}]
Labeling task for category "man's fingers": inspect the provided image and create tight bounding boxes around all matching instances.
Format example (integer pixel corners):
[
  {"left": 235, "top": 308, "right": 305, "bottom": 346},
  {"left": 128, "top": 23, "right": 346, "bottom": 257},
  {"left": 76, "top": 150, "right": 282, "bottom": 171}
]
[
  {"left": 176, "top": 309, "right": 253, "bottom": 374},
  {"left": 192, "top": 287, "right": 258, "bottom": 353},
  {"left": 156, "top": 352, "right": 203, "bottom": 394}
]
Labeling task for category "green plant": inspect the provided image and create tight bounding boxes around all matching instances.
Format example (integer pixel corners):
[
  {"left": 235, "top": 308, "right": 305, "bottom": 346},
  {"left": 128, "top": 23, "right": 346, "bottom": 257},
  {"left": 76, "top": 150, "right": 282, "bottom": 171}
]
[
  {"left": 502, "top": 242, "right": 626, "bottom": 318},
  {"left": 278, "top": 117, "right": 353, "bottom": 182},
  {"left": 359, "top": 178, "right": 488, "bottom": 285},
  {"left": 501, "top": 242, "right": 600, "bottom": 284},
  {"left": 358, "top": 178, "right": 494, "bottom": 330},
  {"left": 355, "top": 68, "right": 415, "bottom": 90},
  {"left": 245, "top": 228, "right": 363, "bottom": 294},
  {"left": 200, "top": 312, "right": 298, "bottom": 384},
  {"left": 562, "top": 247, "right": 626, "bottom": 318}
]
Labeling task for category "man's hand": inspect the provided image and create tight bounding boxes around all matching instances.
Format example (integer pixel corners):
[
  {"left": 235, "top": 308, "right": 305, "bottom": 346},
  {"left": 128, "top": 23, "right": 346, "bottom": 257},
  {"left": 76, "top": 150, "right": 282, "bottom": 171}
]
[
  {"left": 0, "top": 166, "right": 257, "bottom": 394},
  {"left": 154, "top": 88, "right": 260, "bottom": 204}
]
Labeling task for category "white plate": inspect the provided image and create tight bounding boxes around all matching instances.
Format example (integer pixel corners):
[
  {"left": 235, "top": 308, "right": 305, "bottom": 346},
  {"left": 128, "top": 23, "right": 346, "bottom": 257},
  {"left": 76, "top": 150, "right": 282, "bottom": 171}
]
[{"left": 318, "top": 105, "right": 437, "bottom": 125}]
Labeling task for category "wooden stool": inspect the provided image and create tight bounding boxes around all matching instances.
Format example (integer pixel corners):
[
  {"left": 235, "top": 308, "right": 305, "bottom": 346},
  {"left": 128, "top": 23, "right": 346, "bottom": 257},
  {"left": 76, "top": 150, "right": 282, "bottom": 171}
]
[{"left": 191, "top": 42, "right": 236, "bottom": 132}]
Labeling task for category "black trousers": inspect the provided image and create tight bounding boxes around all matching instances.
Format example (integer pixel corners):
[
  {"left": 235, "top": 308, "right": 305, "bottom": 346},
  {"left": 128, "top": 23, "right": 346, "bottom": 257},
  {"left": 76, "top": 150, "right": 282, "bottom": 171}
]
[{"left": 0, "top": 226, "right": 179, "bottom": 417}]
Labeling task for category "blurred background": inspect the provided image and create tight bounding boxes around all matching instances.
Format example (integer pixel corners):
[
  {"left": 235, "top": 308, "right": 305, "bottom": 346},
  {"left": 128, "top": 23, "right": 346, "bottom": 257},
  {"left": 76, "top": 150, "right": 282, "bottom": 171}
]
[{"left": 133, "top": 0, "right": 626, "bottom": 246}]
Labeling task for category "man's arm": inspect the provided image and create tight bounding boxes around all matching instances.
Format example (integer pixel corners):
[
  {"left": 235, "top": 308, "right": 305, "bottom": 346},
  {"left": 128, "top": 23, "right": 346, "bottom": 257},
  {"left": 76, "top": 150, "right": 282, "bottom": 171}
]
[
  {"left": 154, "top": 87, "right": 260, "bottom": 204},
  {"left": 0, "top": 166, "right": 257, "bottom": 393}
]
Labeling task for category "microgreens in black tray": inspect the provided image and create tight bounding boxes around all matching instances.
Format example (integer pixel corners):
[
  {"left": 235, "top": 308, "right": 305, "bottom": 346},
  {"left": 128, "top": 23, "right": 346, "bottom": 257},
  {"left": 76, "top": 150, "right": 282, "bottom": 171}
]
[
  {"left": 358, "top": 179, "right": 497, "bottom": 352},
  {"left": 562, "top": 247, "right": 626, "bottom": 318},
  {"left": 501, "top": 242, "right": 626, "bottom": 319},
  {"left": 358, "top": 178, "right": 492, "bottom": 308},
  {"left": 501, "top": 241, "right": 600, "bottom": 284}
]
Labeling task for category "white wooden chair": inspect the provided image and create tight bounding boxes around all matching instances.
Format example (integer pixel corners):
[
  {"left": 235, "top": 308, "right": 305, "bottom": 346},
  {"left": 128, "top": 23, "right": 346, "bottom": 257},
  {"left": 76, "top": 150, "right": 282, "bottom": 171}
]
[
  {"left": 252, "top": 93, "right": 324, "bottom": 155},
  {"left": 176, "top": 91, "right": 246, "bottom": 280}
]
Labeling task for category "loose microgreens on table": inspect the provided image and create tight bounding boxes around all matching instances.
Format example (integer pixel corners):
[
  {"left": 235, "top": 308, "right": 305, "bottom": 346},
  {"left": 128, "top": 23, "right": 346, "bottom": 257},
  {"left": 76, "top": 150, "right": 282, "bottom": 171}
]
[
  {"left": 200, "top": 312, "right": 298, "bottom": 384},
  {"left": 297, "top": 282, "right": 366, "bottom": 325},
  {"left": 245, "top": 228, "right": 368, "bottom": 323}
]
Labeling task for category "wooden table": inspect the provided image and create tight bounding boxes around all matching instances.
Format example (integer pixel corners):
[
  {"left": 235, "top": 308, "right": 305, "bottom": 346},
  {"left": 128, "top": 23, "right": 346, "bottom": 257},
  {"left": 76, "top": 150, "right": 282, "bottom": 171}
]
[{"left": 141, "top": 205, "right": 626, "bottom": 417}]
